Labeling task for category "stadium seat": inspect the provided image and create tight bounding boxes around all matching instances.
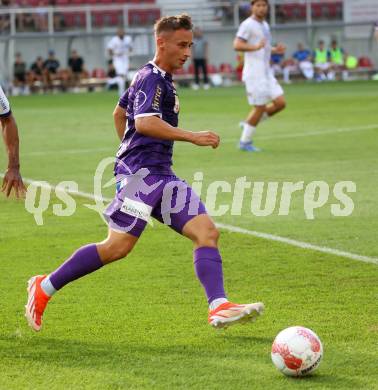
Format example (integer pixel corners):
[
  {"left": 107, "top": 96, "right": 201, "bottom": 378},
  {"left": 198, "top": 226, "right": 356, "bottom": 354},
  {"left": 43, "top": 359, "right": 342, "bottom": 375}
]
[
  {"left": 128, "top": 9, "right": 160, "bottom": 26},
  {"left": 358, "top": 57, "right": 374, "bottom": 68},
  {"left": 207, "top": 64, "right": 218, "bottom": 74},
  {"left": 92, "top": 68, "right": 106, "bottom": 78},
  {"left": 311, "top": 4, "right": 322, "bottom": 19},
  {"left": 219, "top": 63, "right": 233, "bottom": 74}
]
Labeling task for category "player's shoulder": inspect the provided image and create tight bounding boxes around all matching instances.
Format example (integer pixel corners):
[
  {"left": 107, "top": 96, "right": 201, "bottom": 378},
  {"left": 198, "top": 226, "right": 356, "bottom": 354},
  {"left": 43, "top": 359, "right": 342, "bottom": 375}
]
[
  {"left": 240, "top": 17, "right": 254, "bottom": 29},
  {"left": 135, "top": 62, "right": 167, "bottom": 84},
  {"left": 108, "top": 35, "right": 117, "bottom": 43}
]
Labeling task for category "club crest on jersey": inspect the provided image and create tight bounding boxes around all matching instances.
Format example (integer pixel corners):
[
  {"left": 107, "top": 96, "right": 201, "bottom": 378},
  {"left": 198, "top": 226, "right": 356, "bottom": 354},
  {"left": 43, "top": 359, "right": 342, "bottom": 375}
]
[{"left": 134, "top": 90, "right": 147, "bottom": 111}]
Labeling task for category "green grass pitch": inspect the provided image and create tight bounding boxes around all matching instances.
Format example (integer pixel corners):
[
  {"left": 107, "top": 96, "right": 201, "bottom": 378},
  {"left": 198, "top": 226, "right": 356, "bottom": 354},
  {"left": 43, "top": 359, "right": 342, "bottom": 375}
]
[{"left": 0, "top": 81, "right": 377, "bottom": 389}]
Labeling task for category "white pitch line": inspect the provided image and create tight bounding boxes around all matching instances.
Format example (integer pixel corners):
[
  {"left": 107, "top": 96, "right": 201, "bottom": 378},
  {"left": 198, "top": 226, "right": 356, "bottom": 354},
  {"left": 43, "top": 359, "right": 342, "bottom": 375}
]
[
  {"left": 2, "top": 175, "right": 377, "bottom": 266},
  {"left": 221, "top": 123, "right": 378, "bottom": 143},
  {"left": 24, "top": 147, "right": 114, "bottom": 156},
  {"left": 216, "top": 223, "right": 378, "bottom": 265},
  {"left": 20, "top": 124, "right": 378, "bottom": 155}
]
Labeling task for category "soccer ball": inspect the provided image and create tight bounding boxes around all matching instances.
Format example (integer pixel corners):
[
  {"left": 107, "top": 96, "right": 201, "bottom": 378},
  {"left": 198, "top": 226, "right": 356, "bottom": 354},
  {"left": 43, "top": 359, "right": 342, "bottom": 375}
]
[{"left": 271, "top": 326, "right": 323, "bottom": 377}]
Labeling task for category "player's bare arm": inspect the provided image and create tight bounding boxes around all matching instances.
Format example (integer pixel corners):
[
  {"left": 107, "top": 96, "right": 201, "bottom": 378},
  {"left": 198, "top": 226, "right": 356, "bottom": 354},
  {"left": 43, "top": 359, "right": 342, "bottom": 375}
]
[
  {"left": 233, "top": 37, "right": 266, "bottom": 52},
  {"left": 135, "top": 115, "right": 220, "bottom": 149},
  {"left": 113, "top": 104, "right": 127, "bottom": 140},
  {"left": 1, "top": 114, "right": 26, "bottom": 198}
]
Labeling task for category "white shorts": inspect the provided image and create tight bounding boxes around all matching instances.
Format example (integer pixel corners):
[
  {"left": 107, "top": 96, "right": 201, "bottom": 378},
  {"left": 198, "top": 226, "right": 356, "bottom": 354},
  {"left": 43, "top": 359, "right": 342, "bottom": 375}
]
[
  {"left": 244, "top": 75, "right": 284, "bottom": 106},
  {"left": 315, "top": 62, "right": 330, "bottom": 71},
  {"left": 113, "top": 58, "right": 129, "bottom": 77}
]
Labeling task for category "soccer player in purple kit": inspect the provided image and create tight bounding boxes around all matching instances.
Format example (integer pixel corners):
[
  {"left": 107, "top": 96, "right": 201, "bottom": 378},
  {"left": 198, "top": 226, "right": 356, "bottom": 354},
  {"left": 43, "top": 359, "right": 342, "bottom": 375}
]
[{"left": 25, "top": 14, "right": 264, "bottom": 332}]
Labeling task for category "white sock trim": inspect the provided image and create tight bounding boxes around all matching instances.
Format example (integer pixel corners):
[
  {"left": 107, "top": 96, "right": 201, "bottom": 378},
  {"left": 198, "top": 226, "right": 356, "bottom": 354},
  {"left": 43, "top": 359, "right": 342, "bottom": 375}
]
[
  {"left": 240, "top": 123, "right": 256, "bottom": 143},
  {"left": 41, "top": 276, "right": 57, "bottom": 297},
  {"left": 209, "top": 298, "right": 228, "bottom": 311}
]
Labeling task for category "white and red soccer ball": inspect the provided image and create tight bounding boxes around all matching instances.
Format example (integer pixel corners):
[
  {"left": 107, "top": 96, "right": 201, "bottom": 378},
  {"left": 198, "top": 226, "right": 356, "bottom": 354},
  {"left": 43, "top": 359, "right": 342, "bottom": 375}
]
[{"left": 271, "top": 326, "right": 323, "bottom": 377}]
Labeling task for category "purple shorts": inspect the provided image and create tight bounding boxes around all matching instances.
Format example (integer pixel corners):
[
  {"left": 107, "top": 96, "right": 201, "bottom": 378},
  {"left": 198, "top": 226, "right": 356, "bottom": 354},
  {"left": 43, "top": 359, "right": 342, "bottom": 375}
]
[{"left": 104, "top": 173, "right": 207, "bottom": 237}]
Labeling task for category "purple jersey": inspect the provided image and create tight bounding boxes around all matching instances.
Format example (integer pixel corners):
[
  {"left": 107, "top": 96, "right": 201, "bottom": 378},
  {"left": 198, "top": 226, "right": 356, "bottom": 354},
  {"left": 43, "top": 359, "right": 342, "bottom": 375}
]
[{"left": 115, "top": 61, "right": 180, "bottom": 176}]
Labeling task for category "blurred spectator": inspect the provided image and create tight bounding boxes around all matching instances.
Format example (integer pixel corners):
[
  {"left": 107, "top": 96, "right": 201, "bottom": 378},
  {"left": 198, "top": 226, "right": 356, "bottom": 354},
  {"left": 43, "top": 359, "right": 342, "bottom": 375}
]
[
  {"left": 34, "top": 0, "right": 48, "bottom": 31},
  {"left": 107, "top": 27, "right": 133, "bottom": 96},
  {"left": 192, "top": 28, "right": 210, "bottom": 90},
  {"left": 0, "top": 0, "right": 10, "bottom": 35},
  {"left": 236, "top": 53, "right": 244, "bottom": 81},
  {"left": 12, "top": 52, "right": 29, "bottom": 95},
  {"left": 239, "top": 2, "right": 252, "bottom": 21},
  {"left": 329, "top": 39, "right": 346, "bottom": 80},
  {"left": 16, "top": 0, "right": 35, "bottom": 32},
  {"left": 29, "top": 56, "right": 45, "bottom": 92},
  {"left": 213, "top": 0, "right": 234, "bottom": 24},
  {"left": 53, "top": 12, "right": 65, "bottom": 31},
  {"left": 313, "top": 40, "right": 331, "bottom": 81},
  {"left": 271, "top": 51, "right": 296, "bottom": 84},
  {"left": 106, "top": 60, "right": 118, "bottom": 91},
  {"left": 68, "top": 50, "right": 88, "bottom": 90},
  {"left": 106, "top": 59, "right": 124, "bottom": 92},
  {"left": 373, "top": 21, "right": 378, "bottom": 80},
  {"left": 43, "top": 50, "right": 69, "bottom": 91},
  {"left": 292, "top": 43, "right": 314, "bottom": 80}
]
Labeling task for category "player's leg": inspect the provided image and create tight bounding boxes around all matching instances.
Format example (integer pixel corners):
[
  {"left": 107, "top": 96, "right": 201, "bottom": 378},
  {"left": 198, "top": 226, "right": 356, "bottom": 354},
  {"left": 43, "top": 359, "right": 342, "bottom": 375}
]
[
  {"left": 299, "top": 61, "right": 314, "bottom": 80},
  {"left": 265, "top": 95, "right": 286, "bottom": 117},
  {"left": 25, "top": 229, "right": 139, "bottom": 331},
  {"left": 157, "top": 179, "right": 264, "bottom": 328},
  {"left": 239, "top": 105, "right": 265, "bottom": 152},
  {"left": 113, "top": 58, "right": 127, "bottom": 96},
  {"left": 182, "top": 214, "right": 264, "bottom": 328},
  {"left": 239, "top": 77, "right": 270, "bottom": 151},
  {"left": 25, "top": 172, "right": 164, "bottom": 332},
  {"left": 202, "top": 59, "right": 210, "bottom": 89},
  {"left": 193, "top": 59, "right": 200, "bottom": 89},
  {"left": 264, "top": 76, "right": 286, "bottom": 118}
]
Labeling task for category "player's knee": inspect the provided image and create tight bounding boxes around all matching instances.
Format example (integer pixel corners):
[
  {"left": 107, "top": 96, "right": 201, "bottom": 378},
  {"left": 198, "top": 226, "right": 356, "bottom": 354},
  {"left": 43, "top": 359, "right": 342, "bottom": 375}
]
[
  {"left": 100, "top": 241, "right": 133, "bottom": 263},
  {"left": 276, "top": 99, "right": 286, "bottom": 111},
  {"left": 196, "top": 226, "right": 220, "bottom": 247}
]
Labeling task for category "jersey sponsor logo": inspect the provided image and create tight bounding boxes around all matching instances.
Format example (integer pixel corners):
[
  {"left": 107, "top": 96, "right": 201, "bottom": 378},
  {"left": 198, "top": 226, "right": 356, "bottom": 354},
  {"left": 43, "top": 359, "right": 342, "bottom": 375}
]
[
  {"left": 133, "top": 90, "right": 147, "bottom": 111},
  {"left": 152, "top": 85, "right": 162, "bottom": 111},
  {"left": 120, "top": 197, "right": 153, "bottom": 222},
  {"left": 174, "top": 94, "right": 180, "bottom": 114}
]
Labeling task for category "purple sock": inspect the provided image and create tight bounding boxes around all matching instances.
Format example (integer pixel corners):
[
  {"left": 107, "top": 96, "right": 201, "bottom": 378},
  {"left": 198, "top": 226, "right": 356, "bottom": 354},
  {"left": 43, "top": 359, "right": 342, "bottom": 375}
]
[
  {"left": 49, "top": 244, "right": 103, "bottom": 291},
  {"left": 194, "top": 247, "right": 227, "bottom": 304}
]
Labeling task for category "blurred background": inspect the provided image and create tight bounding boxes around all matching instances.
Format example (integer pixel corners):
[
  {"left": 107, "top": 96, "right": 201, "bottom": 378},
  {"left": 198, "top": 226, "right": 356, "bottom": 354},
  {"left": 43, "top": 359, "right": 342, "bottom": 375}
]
[{"left": 0, "top": 0, "right": 377, "bottom": 94}]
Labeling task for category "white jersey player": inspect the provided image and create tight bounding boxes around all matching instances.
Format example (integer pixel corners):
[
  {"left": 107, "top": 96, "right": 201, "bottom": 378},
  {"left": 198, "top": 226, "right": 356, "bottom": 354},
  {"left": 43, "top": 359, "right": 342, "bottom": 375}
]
[
  {"left": 107, "top": 28, "right": 133, "bottom": 96},
  {"left": 234, "top": 0, "right": 286, "bottom": 152}
]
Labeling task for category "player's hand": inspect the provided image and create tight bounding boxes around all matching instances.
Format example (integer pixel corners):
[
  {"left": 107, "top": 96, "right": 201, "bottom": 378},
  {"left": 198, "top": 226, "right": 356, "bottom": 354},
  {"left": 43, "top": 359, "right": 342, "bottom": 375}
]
[
  {"left": 1, "top": 168, "right": 26, "bottom": 198},
  {"left": 190, "top": 131, "right": 220, "bottom": 149},
  {"left": 255, "top": 39, "right": 266, "bottom": 51}
]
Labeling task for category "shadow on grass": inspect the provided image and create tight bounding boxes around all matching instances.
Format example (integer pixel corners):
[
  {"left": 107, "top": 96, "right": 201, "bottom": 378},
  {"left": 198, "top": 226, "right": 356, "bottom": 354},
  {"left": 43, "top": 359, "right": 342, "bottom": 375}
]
[{"left": 0, "top": 334, "right": 364, "bottom": 389}]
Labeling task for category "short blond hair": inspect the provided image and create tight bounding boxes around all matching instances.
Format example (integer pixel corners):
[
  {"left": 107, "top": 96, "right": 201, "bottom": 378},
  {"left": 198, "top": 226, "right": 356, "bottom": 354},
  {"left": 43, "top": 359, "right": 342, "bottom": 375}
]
[{"left": 154, "top": 14, "right": 193, "bottom": 36}]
